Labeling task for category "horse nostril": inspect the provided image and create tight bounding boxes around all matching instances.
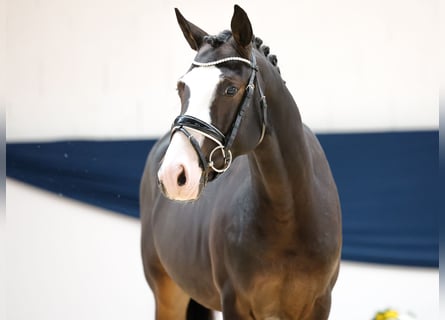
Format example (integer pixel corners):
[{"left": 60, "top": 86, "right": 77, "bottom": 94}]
[{"left": 177, "top": 168, "right": 187, "bottom": 186}]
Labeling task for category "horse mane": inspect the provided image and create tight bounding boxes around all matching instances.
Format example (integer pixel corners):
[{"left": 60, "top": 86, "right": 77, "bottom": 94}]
[{"left": 203, "top": 30, "right": 281, "bottom": 74}]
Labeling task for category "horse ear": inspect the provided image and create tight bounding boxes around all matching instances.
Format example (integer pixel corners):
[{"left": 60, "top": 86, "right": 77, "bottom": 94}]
[
  {"left": 175, "top": 8, "right": 208, "bottom": 51},
  {"left": 231, "top": 5, "right": 253, "bottom": 48}
]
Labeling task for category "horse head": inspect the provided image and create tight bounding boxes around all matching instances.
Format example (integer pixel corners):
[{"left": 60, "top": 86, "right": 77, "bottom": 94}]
[{"left": 158, "top": 5, "right": 268, "bottom": 201}]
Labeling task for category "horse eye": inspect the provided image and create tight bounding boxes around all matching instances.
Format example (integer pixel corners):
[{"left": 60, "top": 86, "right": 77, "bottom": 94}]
[{"left": 224, "top": 86, "right": 238, "bottom": 96}]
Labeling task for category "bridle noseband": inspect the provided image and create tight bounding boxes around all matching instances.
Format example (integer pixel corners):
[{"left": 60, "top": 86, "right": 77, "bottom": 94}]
[{"left": 171, "top": 53, "right": 268, "bottom": 179}]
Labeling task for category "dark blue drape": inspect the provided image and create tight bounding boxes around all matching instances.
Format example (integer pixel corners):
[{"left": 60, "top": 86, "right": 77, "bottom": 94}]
[
  {"left": 317, "top": 131, "right": 438, "bottom": 267},
  {"left": 6, "top": 140, "right": 155, "bottom": 218},
  {"left": 6, "top": 131, "right": 438, "bottom": 267}
]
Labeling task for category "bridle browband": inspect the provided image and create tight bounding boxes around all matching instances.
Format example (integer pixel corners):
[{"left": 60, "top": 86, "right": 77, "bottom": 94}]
[{"left": 171, "top": 52, "right": 268, "bottom": 180}]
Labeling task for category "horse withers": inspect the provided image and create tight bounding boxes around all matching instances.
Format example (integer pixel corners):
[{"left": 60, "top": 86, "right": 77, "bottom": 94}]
[{"left": 140, "top": 5, "right": 342, "bottom": 320}]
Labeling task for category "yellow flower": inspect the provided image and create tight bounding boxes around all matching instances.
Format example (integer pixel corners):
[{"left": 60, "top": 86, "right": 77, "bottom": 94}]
[
  {"left": 383, "top": 310, "right": 399, "bottom": 318},
  {"left": 374, "top": 309, "right": 400, "bottom": 320}
]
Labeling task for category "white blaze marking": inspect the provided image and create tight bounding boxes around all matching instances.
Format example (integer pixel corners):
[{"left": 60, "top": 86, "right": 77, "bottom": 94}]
[
  {"left": 180, "top": 66, "right": 222, "bottom": 144},
  {"left": 157, "top": 66, "right": 222, "bottom": 201}
]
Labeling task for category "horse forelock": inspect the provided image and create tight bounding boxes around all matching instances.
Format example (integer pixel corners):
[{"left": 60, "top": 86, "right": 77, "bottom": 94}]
[{"left": 203, "top": 30, "right": 232, "bottom": 48}]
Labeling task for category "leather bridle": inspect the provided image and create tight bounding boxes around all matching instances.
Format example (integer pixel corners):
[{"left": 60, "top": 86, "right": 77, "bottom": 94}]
[{"left": 171, "top": 52, "right": 268, "bottom": 181}]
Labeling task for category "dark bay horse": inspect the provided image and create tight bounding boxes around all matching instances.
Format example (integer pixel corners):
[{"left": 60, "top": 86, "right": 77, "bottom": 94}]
[{"left": 140, "top": 5, "right": 342, "bottom": 320}]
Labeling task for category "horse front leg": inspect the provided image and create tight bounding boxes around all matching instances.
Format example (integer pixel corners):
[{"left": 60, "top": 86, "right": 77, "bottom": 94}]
[
  {"left": 307, "top": 292, "right": 332, "bottom": 320},
  {"left": 152, "top": 275, "right": 190, "bottom": 320},
  {"left": 141, "top": 238, "right": 189, "bottom": 320},
  {"left": 220, "top": 286, "right": 253, "bottom": 320}
]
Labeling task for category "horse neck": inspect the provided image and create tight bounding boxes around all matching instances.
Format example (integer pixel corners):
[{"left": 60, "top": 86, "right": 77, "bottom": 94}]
[{"left": 248, "top": 62, "right": 313, "bottom": 222}]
